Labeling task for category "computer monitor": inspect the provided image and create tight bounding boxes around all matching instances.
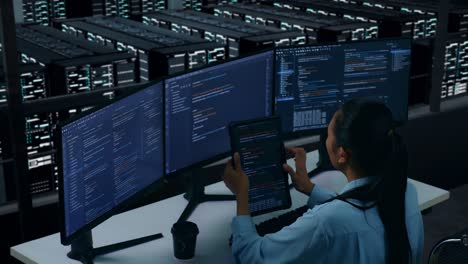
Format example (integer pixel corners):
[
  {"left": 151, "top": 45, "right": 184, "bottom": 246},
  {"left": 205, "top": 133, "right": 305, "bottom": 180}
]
[
  {"left": 58, "top": 81, "right": 165, "bottom": 262},
  {"left": 275, "top": 38, "right": 411, "bottom": 137},
  {"left": 165, "top": 50, "right": 274, "bottom": 175},
  {"left": 165, "top": 50, "right": 274, "bottom": 222}
]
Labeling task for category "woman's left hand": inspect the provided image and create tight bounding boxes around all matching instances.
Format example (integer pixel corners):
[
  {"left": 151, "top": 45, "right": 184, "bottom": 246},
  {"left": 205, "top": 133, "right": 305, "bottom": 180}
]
[{"left": 223, "top": 152, "right": 249, "bottom": 198}]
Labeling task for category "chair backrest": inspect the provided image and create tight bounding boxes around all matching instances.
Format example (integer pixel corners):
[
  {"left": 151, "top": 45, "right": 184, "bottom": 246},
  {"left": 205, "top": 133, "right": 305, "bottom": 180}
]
[{"left": 428, "top": 230, "right": 468, "bottom": 264}]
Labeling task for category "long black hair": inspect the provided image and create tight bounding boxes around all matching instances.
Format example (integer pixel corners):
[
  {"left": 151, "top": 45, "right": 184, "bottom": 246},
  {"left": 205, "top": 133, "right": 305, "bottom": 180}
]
[{"left": 325, "top": 99, "right": 411, "bottom": 263}]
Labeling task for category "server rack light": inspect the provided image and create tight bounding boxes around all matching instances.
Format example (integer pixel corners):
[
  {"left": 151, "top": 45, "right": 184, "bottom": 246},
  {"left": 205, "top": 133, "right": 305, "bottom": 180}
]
[
  {"left": 22, "top": 0, "right": 66, "bottom": 26},
  {"left": 51, "top": 0, "right": 66, "bottom": 19},
  {"left": 91, "top": 0, "right": 167, "bottom": 17},
  {"left": 339, "top": 0, "right": 468, "bottom": 38},
  {"left": 22, "top": 0, "right": 51, "bottom": 25},
  {"left": 213, "top": 3, "right": 378, "bottom": 43},
  {"left": 183, "top": 0, "right": 202, "bottom": 11},
  {"left": 141, "top": 0, "right": 167, "bottom": 12},
  {"left": 363, "top": 0, "right": 438, "bottom": 39},
  {"left": 143, "top": 10, "right": 305, "bottom": 58},
  {"left": 213, "top": 4, "right": 321, "bottom": 43},
  {"left": 0, "top": 76, "right": 5, "bottom": 105},
  {"left": 184, "top": 0, "right": 239, "bottom": 11},
  {"left": 107, "top": 0, "right": 130, "bottom": 17},
  {"left": 57, "top": 16, "right": 226, "bottom": 80},
  {"left": 270, "top": 0, "right": 432, "bottom": 40},
  {"left": 295, "top": 0, "right": 427, "bottom": 39},
  {"left": 442, "top": 33, "right": 468, "bottom": 99}
]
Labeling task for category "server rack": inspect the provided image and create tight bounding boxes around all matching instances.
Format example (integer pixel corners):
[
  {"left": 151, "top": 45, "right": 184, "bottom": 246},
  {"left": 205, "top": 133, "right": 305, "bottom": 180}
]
[
  {"left": 184, "top": 0, "right": 240, "bottom": 11},
  {"left": 0, "top": 105, "right": 9, "bottom": 200},
  {"left": 269, "top": 0, "right": 433, "bottom": 40},
  {"left": 22, "top": 0, "right": 66, "bottom": 26},
  {"left": 91, "top": 0, "right": 137, "bottom": 17},
  {"left": 408, "top": 33, "right": 468, "bottom": 102},
  {"left": 7, "top": 24, "right": 137, "bottom": 195},
  {"left": 297, "top": 0, "right": 467, "bottom": 102},
  {"left": 91, "top": 0, "right": 167, "bottom": 17},
  {"left": 16, "top": 24, "right": 136, "bottom": 95},
  {"left": 212, "top": 4, "right": 321, "bottom": 43},
  {"left": 448, "top": 9, "right": 468, "bottom": 33},
  {"left": 0, "top": 63, "right": 48, "bottom": 151},
  {"left": 409, "top": 39, "right": 433, "bottom": 105},
  {"left": 0, "top": 58, "right": 55, "bottom": 195},
  {"left": 141, "top": 0, "right": 167, "bottom": 12},
  {"left": 22, "top": 0, "right": 50, "bottom": 25},
  {"left": 336, "top": 0, "right": 468, "bottom": 34},
  {"left": 442, "top": 33, "right": 468, "bottom": 99},
  {"left": 212, "top": 3, "right": 378, "bottom": 43},
  {"left": 142, "top": 10, "right": 306, "bottom": 58},
  {"left": 57, "top": 16, "right": 226, "bottom": 80},
  {"left": 359, "top": 0, "right": 438, "bottom": 39}
]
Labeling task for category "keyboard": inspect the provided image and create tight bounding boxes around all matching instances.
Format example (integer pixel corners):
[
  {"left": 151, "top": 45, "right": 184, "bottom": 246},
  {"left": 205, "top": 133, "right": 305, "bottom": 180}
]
[
  {"left": 255, "top": 205, "right": 309, "bottom": 236},
  {"left": 229, "top": 205, "right": 309, "bottom": 246}
]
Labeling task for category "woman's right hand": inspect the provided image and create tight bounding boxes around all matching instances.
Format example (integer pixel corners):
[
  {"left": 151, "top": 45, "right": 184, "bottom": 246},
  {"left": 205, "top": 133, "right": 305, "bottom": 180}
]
[{"left": 283, "top": 147, "right": 314, "bottom": 195}]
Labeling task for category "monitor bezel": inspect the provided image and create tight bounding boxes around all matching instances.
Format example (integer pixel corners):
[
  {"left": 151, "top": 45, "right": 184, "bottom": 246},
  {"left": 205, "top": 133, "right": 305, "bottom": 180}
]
[
  {"left": 58, "top": 80, "right": 168, "bottom": 245},
  {"left": 273, "top": 37, "right": 412, "bottom": 140},
  {"left": 163, "top": 48, "right": 275, "bottom": 177}
]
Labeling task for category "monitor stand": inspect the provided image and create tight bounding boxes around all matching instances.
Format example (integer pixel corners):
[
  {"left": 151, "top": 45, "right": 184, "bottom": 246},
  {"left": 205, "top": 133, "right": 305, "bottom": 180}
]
[
  {"left": 68, "top": 230, "right": 163, "bottom": 264},
  {"left": 178, "top": 169, "right": 236, "bottom": 222}
]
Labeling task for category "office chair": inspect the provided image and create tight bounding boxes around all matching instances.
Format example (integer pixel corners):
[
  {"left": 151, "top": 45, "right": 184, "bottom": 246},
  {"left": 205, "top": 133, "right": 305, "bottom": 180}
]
[{"left": 428, "top": 229, "right": 468, "bottom": 264}]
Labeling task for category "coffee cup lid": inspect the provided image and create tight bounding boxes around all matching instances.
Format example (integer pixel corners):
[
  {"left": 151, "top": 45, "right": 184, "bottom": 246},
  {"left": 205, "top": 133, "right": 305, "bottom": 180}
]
[{"left": 171, "top": 221, "right": 199, "bottom": 235}]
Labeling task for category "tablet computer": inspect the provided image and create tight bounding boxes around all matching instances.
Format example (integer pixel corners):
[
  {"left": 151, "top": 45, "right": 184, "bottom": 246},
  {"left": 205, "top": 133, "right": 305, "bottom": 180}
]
[{"left": 229, "top": 116, "right": 292, "bottom": 216}]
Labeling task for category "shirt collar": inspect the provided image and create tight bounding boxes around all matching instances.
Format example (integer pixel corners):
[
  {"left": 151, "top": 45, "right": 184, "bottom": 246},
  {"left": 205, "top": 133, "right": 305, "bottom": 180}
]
[{"left": 339, "top": 177, "right": 374, "bottom": 194}]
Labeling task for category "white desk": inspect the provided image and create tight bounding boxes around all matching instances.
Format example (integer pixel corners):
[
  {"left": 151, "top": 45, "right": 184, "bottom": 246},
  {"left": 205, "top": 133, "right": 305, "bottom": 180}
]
[{"left": 11, "top": 150, "right": 450, "bottom": 264}]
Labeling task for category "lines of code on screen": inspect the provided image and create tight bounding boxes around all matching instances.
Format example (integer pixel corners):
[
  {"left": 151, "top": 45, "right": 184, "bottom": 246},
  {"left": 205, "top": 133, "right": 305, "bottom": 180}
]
[
  {"left": 275, "top": 39, "right": 411, "bottom": 133},
  {"left": 233, "top": 120, "right": 289, "bottom": 214},
  {"left": 61, "top": 82, "right": 164, "bottom": 238},
  {"left": 165, "top": 51, "right": 273, "bottom": 174}
]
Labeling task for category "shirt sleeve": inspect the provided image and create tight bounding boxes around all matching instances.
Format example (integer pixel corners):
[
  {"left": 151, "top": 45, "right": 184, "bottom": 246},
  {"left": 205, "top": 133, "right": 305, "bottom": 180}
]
[
  {"left": 307, "top": 185, "right": 336, "bottom": 209},
  {"left": 231, "top": 211, "right": 329, "bottom": 264}
]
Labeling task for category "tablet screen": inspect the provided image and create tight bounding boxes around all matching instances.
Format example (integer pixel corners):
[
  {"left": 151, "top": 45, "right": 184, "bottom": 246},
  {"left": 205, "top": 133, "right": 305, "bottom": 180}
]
[{"left": 230, "top": 117, "right": 292, "bottom": 216}]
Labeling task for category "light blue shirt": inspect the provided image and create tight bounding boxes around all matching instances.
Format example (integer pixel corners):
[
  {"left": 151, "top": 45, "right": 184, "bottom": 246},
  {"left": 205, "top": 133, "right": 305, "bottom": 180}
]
[{"left": 231, "top": 177, "right": 424, "bottom": 263}]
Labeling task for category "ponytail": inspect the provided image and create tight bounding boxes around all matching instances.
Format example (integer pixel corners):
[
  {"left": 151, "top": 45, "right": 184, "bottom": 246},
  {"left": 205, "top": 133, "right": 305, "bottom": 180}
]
[
  {"left": 324, "top": 100, "right": 411, "bottom": 264},
  {"left": 377, "top": 131, "right": 411, "bottom": 263}
]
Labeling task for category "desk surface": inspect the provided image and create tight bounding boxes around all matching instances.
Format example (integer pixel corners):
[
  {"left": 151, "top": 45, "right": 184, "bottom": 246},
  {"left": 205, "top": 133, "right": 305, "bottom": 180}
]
[{"left": 11, "top": 150, "right": 450, "bottom": 264}]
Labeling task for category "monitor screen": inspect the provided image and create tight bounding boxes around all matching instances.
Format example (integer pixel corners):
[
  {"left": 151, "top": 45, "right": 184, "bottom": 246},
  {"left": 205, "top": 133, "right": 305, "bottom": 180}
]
[
  {"left": 275, "top": 38, "right": 411, "bottom": 134},
  {"left": 165, "top": 51, "right": 274, "bottom": 174},
  {"left": 60, "top": 82, "right": 164, "bottom": 241}
]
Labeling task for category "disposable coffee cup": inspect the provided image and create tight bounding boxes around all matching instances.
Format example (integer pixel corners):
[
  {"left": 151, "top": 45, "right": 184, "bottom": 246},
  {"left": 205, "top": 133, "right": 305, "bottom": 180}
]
[{"left": 171, "top": 221, "right": 199, "bottom": 260}]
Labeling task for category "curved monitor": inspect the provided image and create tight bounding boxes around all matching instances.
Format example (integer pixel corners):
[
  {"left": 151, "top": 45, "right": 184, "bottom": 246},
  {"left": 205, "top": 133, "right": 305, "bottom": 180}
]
[
  {"left": 164, "top": 50, "right": 274, "bottom": 175},
  {"left": 274, "top": 38, "right": 411, "bottom": 138},
  {"left": 58, "top": 81, "right": 165, "bottom": 245}
]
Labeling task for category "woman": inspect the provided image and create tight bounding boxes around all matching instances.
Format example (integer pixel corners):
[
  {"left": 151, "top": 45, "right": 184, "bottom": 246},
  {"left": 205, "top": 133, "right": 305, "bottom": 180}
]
[{"left": 223, "top": 99, "right": 424, "bottom": 263}]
